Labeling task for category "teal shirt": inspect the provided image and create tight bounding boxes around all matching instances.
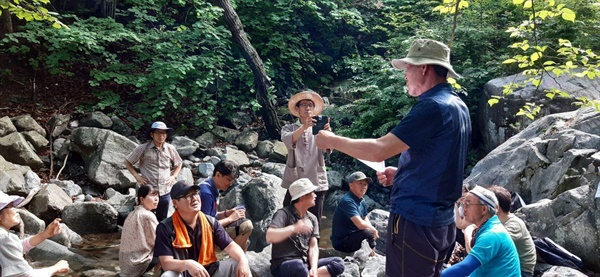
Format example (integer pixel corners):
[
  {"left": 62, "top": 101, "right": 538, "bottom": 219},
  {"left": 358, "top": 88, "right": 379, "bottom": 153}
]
[{"left": 470, "top": 215, "right": 521, "bottom": 277}]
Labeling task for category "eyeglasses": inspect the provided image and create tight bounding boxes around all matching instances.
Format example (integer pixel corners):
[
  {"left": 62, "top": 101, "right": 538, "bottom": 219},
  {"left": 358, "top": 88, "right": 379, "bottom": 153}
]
[
  {"left": 298, "top": 103, "right": 315, "bottom": 108},
  {"left": 460, "top": 200, "right": 485, "bottom": 209},
  {"left": 178, "top": 191, "right": 200, "bottom": 201}
]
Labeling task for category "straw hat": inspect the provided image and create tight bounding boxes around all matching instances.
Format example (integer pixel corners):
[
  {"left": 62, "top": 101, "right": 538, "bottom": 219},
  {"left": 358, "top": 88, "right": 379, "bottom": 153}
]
[
  {"left": 391, "top": 39, "right": 461, "bottom": 79},
  {"left": 287, "top": 91, "right": 324, "bottom": 117}
]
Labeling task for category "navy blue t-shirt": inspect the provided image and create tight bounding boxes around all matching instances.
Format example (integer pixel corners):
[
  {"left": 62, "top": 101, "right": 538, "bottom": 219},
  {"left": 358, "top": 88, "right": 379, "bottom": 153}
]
[
  {"left": 389, "top": 83, "right": 471, "bottom": 227},
  {"left": 199, "top": 178, "right": 219, "bottom": 217},
  {"left": 330, "top": 192, "right": 367, "bottom": 247}
]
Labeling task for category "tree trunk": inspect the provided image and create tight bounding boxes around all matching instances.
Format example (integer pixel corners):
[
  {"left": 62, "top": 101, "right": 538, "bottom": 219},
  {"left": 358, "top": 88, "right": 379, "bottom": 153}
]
[
  {"left": 211, "top": 0, "right": 282, "bottom": 139},
  {"left": 0, "top": 8, "right": 13, "bottom": 35}
]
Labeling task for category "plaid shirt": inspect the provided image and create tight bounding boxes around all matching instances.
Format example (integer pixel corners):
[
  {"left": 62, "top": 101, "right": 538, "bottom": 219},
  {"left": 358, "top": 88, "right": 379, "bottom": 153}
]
[{"left": 126, "top": 141, "right": 182, "bottom": 196}]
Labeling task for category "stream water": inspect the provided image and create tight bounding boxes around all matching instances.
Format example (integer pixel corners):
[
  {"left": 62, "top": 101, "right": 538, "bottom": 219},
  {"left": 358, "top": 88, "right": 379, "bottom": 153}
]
[{"left": 30, "top": 210, "right": 335, "bottom": 276}]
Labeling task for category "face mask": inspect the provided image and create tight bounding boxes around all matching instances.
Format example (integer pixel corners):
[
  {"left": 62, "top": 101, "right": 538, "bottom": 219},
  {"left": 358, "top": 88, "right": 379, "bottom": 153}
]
[{"left": 458, "top": 206, "right": 465, "bottom": 218}]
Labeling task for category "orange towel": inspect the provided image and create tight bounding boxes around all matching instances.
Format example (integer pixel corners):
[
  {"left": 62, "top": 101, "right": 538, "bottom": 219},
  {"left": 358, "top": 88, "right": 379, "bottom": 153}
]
[{"left": 171, "top": 210, "right": 217, "bottom": 266}]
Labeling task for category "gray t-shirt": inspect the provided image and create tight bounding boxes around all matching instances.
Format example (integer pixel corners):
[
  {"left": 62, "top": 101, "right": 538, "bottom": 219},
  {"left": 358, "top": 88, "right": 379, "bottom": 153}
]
[
  {"left": 269, "top": 205, "right": 319, "bottom": 271},
  {"left": 504, "top": 214, "right": 536, "bottom": 274}
]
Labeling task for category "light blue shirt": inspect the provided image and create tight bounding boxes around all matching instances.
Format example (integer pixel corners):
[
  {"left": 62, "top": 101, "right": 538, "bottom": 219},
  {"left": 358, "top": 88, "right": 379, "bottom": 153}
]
[{"left": 470, "top": 216, "right": 521, "bottom": 277}]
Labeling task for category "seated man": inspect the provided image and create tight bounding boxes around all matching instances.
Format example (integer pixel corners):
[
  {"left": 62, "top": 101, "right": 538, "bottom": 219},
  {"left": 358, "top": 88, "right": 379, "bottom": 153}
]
[
  {"left": 331, "top": 171, "right": 378, "bottom": 253},
  {"left": 266, "top": 178, "right": 345, "bottom": 277},
  {"left": 442, "top": 186, "right": 520, "bottom": 277},
  {"left": 488, "top": 186, "right": 536, "bottom": 277},
  {"left": 153, "top": 181, "right": 251, "bottom": 277},
  {"left": 199, "top": 160, "right": 253, "bottom": 252}
]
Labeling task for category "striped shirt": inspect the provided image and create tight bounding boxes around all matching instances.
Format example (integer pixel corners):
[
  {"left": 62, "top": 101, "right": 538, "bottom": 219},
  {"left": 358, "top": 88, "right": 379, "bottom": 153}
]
[{"left": 126, "top": 141, "right": 182, "bottom": 196}]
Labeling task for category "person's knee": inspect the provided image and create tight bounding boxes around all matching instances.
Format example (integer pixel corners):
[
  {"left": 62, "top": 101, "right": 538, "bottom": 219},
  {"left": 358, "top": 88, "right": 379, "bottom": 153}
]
[
  {"left": 238, "top": 220, "right": 253, "bottom": 235},
  {"left": 326, "top": 257, "right": 345, "bottom": 276}
]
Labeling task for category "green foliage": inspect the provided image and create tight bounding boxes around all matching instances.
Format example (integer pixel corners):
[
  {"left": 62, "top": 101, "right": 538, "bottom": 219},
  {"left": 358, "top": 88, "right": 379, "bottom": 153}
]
[{"left": 0, "top": 0, "right": 67, "bottom": 28}]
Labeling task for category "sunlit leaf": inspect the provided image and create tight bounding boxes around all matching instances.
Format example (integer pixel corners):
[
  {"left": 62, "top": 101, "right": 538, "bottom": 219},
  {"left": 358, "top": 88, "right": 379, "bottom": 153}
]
[
  {"left": 488, "top": 98, "right": 500, "bottom": 106},
  {"left": 561, "top": 8, "right": 576, "bottom": 22},
  {"left": 503, "top": 58, "right": 517, "bottom": 64}
]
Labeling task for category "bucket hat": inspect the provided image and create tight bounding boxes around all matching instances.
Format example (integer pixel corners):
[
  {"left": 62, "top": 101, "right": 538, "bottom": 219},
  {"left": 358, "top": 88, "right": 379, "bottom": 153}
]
[
  {"left": 288, "top": 91, "right": 324, "bottom": 117},
  {"left": 146, "top": 121, "right": 174, "bottom": 140},
  {"left": 347, "top": 171, "right": 373, "bottom": 184},
  {"left": 0, "top": 191, "right": 24, "bottom": 210},
  {"left": 391, "top": 39, "right": 461, "bottom": 79},
  {"left": 289, "top": 178, "right": 317, "bottom": 201}
]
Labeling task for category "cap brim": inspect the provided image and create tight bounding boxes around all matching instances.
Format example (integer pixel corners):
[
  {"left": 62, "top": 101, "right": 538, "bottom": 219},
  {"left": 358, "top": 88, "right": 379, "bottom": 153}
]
[
  {"left": 391, "top": 58, "right": 461, "bottom": 79},
  {"left": 0, "top": 195, "right": 25, "bottom": 210},
  {"left": 172, "top": 184, "right": 200, "bottom": 199}
]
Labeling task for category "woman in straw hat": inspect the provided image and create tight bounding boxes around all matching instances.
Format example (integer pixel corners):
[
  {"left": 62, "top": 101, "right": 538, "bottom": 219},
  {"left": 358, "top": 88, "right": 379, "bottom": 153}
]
[
  {"left": 281, "top": 90, "right": 331, "bottom": 227},
  {"left": 0, "top": 191, "right": 70, "bottom": 276}
]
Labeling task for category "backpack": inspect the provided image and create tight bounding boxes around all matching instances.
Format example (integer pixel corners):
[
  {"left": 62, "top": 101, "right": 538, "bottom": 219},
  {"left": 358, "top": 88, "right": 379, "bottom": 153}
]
[{"left": 533, "top": 236, "right": 583, "bottom": 271}]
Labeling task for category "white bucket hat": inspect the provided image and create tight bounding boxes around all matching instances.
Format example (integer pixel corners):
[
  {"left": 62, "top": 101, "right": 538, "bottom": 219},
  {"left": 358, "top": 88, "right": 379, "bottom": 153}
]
[
  {"left": 289, "top": 178, "right": 317, "bottom": 202},
  {"left": 391, "top": 39, "right": 461, "bottom": 79}
]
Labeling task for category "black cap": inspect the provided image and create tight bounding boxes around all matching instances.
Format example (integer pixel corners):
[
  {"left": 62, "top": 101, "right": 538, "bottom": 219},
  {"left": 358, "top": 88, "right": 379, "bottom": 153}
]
[{"left": 170, "top": 181, "right": 200, "bottom": 199}]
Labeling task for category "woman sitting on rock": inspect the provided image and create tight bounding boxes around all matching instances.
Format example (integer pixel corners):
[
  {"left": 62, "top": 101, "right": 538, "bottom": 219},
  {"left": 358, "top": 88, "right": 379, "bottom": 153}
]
[
  {"left": 0, "top": 191, "right": 70, "bottom": 276},
  {"left": 119, "top": 185, "right": 160, "bottom": 277}
]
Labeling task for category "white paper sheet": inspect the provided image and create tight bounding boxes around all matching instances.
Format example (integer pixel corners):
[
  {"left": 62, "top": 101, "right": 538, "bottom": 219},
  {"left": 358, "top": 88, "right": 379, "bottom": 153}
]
[{"left": 358, "top": 159, "right": 385, "bottom": 172}]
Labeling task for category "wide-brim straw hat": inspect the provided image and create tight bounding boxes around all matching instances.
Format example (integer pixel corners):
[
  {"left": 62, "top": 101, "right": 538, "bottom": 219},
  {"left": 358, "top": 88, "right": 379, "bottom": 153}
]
[
  {"left": 391, "top": 39, "right": 461, "bottom": 79},
  {"left": 288, "top": 91, "right": 324, "bottom": 117}
]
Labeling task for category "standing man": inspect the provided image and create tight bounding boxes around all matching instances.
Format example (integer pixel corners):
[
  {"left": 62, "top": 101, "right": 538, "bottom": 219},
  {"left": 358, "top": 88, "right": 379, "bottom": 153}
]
[
  {"left": 266, "top": 178, "right": 345, "bottom": 277},
  {"left": 316, "top": 39, "right": 471, "bottom": 276},
  {"left": 153, "top": 181, "right": 251, "bottom": 277},
  {"left": 199, "top": 159, "right": 253, "bottom": 252},
  {"left": 125, "top": 121, "right": 183, "bottom": 222},
  {"left": 331, "top": 171, "right": 379, "bottom": 254}
]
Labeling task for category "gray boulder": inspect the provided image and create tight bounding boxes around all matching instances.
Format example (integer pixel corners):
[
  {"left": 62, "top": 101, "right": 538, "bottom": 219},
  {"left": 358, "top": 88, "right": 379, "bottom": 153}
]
[
  {"left": 171, "top": 136, "right": 199, "bottom": 157},
  {"left": 70, "top": 127, "right": 137, "bottom": 190},
  {"left": 0, "top": 116, "right": 17, "bottom": 137},
  {"left": 467, "top": 108, "right": 600, "bottom": 203},
  {"left": 540, "top": 266, "right": 588, "bottom": 277},
  {"left": 223, "top": 146, "right": 250, "bottom": 167},
  {"left": 269, "top": 141, "right": 287, "bottom": 163},
  {"left": 11, "top": 114, "right": 46, "bottom": 137},
  {"left": 517, "top": 185, "right": 600, "bottom": 271},
  {"left": 479, "top": 71, "right": 600, "bottom": 153},
  {"left": 0, "top": 155, "right": 30, "bottom": 194},
  {"left": 61, "top": 202, "right": 118, "bottom": 234},
  {"left": 22, "top": 130, "right": 49, "bottom": 152},
  {"left": 50, "top": 179, "right": 82, "bottom": 198},
  {"left": 235, "top": 130, "right": 258, "bottom": 152},
  {"left": 47, "top": 114, "right": 71, "bottom": 138},
  {"left": 27, "top": 239, "right": 92, "bottom": 272},
  {"left": 80, "top": 111, "right": 113, "bottom": 129},
  {"left": 194, "top": 132, "right": 216, "bottom": 149},
  {"left": 261, "top": 162, "right": 285, "bottom": 178},
  {"left": 0, "top": 132, "right": 44, "bottom": 168},
  {"left": 211, "top": 126, "right": 240, "bottom": 143},
  {"left": 256, "top": 140, "right": 275, "bottom": 159},
  {"left": 28, "top": 183, "right": 72, "bottom": 223},
  {"left": 18, "top": 208, "right": 45, "bottom": 235},
  {"left": 110, "top": 115, "right": 132, "bottom": 136}
]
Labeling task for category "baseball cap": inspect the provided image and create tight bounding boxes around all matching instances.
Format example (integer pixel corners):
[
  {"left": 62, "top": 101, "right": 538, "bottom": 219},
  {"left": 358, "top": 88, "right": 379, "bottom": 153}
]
[
  {"left": 347, "top": 171, "right": 373, "bottom": 184},
  {"left": 170, "top": 181, "right": 200, "bottom": 199}
]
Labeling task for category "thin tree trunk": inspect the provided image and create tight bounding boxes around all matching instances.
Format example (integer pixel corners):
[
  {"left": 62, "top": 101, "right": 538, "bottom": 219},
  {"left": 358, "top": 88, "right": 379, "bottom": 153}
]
[
  {"left": 0, "top": 8, "right": 13, "bottom": 35},
  {"left": 211, "top": 0, "right": 282, "bottom": 139}
]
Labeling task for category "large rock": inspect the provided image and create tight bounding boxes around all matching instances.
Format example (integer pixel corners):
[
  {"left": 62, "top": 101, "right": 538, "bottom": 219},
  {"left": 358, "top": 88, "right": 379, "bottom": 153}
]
[
  {"left": 256, "top": 140, "right": 275, "bottom": 159},
  {"left": 171, "top": 136, "right": 199, "bottom": 157},
  {"left": 269, "top": 141, "right": 287, "bottom": 163},
  {"left": 0, "top": 116, "right": 17, "bottom": 137},
  {"left": 11, "top": 114, "right": 46, "bottom": 137},
  {"left": 80, "top": 111, "right": 113, "bottom": 129},
  {"left": 517, "top": 186, "right": 600, "bottom": 272},
  {"left": 27, "top": 239, "right": 92, "bottom": 272},
  {"left": 479, "top": 71, "right": 600, "bottom": 153},
  {"left": 211, "top": 126, "right": 240, "bottom": 143},
  {"left": 70, "top": 127, "right": 137, "bottom": 190},
  {"left": 22, "top": 130, "right": 49, "bottom": 152},
  {"left": 222, "top": 146, "right": 250, "bottom": 167},
  {"left": 28, "top": 183, "right": 73, "bottom": 224},
  {"left": 0, "top": 155, "right": 30, "bottom": 194},
  {"left": 18, "top": 208, "right": 45, "bottom": 235},
  {"left": 0, "top": 132, "right": 44, "bottom": 169},
  {"left": 61, "top": 202, "right": 118, "bottom": 234},
  {"left": 220, "top": 173, "right": 286, "bottom": 252},
  {"left": 47, "top": 114, "right": 71, "bottom": 138},
  {"left": 234, "top": 130, "right": 259, "bottom": 152},
  {"left": 467, "top": 108, "right": 600, "bottom": 203}
]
